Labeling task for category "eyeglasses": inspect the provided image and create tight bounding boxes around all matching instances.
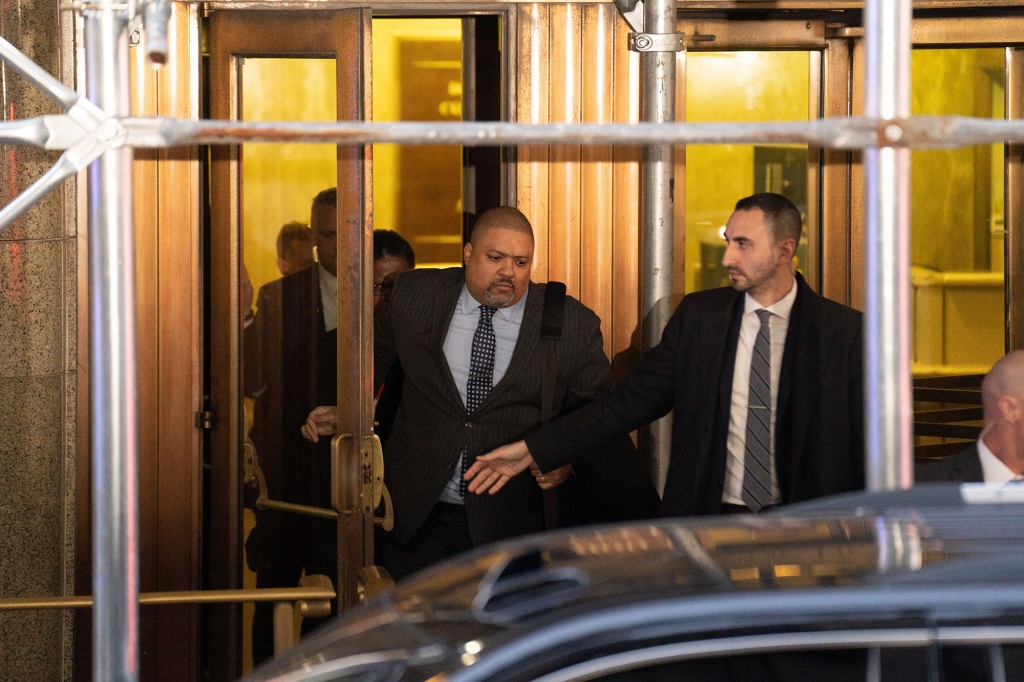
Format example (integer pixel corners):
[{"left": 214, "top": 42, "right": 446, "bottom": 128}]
[{"left": 372, "top": 282, "right": 395, "bottom": 295}]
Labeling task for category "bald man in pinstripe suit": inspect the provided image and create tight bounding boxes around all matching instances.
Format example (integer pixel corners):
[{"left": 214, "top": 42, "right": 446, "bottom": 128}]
[{"left": 372, "top": 207, "right": 658, "bottom": 579}]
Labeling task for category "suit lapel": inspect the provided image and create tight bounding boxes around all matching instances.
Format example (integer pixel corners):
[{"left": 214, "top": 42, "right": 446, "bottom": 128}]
[
  {"left": 717, "top": 294, "right": 745, "bottom": 432},
  {"left": 282, "top": 266, "right": 320, "bottom": 358},
  {"left": 429, "top": 270, "right": 467, "bottom": 412},
  {"left": 776, "top": 274, "right": 819, "bottom": 500}
]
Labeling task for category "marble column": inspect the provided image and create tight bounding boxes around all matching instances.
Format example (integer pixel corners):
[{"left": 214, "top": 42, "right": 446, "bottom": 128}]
[{"left": 0, "top": 0, "right": 78, "bottom": 680}]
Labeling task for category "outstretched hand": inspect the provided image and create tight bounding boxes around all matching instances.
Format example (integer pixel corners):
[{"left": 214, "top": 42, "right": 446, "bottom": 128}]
[{"left": 464, "top": 440, "right": 535, "bottom": 494}]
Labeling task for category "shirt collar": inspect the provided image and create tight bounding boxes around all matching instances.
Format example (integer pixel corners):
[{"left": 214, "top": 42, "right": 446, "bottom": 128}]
[
  {"left": 318, "top": 262, "right": 337, "bottom": 295},
  {"left": 744, "top": 276, "right": 797, "bottom": 320},
  {"left": 978, "top": 432, "right": 1020, "bottom": 484},
  {"left": 456, "top": 283, "right": 529, "bottom": 324}
]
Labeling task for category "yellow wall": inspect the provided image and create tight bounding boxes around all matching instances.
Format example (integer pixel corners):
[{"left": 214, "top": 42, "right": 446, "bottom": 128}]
[
  {"left": 910, "top": 48, "right": 1004, "bottom": 273},
  {"left": 684, "top": 51, "right": 809, "bottom": 293},
  {"left": 241, "top": 58, "right": 337, "bottom": 296},
  {"left": 372, "top": 18, "right": 463, "bottom": 266},
  {"left": 372, "top": 18, "right": 460, "bottom": 231},
  {"left": 909, "top": 47, "right": 1006, "bottom": 372}
]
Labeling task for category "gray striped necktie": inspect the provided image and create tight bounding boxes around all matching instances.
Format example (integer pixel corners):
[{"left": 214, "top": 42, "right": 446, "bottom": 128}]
[{"left": 742, "top": 309, "right": 774, "bottom": 512}]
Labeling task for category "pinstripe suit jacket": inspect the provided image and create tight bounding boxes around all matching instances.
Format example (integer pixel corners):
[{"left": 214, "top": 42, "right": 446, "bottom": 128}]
[{"left": 375, "top": 267, "right": 615, "bottom": 546}]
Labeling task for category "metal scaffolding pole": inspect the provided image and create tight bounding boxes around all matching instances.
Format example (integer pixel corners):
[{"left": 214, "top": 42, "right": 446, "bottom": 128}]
[
  {"left": 638, "top": 0, "right": 679, "bottom": 491},
  {"left": 864, "top": 0, "right": 913, "bottom": 490},
  {"left": 83, "top": 5, "right": 139, "bottom": 681}
]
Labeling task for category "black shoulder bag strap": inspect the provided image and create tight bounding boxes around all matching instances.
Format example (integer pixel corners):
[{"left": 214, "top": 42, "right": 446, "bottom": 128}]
[{"left": 540, "top": 281, "right": 567, "bottom": 529}]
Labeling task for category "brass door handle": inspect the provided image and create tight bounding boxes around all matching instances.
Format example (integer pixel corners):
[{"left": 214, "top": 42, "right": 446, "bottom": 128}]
[
  {"left": 368, "top": 434, "right": 394, "bottom": 531},
  {"left": 375, "top": 484, "right": 394, "bottom": 532},
  {"left": 245, "top": 437, "right": 339, "bottom": 520}
]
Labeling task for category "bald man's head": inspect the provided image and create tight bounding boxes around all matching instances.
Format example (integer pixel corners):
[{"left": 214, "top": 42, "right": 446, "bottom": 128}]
[
  {"left": 979, "top": 350, "right": 1024, "bottom": 467},
  {"left": 982, "top": 351, "right": 1024, "bottom": 410},
  {"left": 469, "top": 206, "right": 535, "bottom": 247}
]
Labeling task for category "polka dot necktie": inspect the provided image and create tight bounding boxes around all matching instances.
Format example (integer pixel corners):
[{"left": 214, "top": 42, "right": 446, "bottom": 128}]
[
  {"left": 461, "top": 305, "right": 497, "bottom": 497},
  {"left": 742, "top": 309, "right": 774, "bottom": 512}
]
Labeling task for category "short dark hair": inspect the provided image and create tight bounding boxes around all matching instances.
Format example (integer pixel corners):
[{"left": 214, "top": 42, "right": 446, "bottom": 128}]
[
  {"left": 312, "top": 187, "right": 337, "bottom": 210},
  {"left": 276, "top": 221, "right": 311, "bottom": 260},
  {"left": 469, "top": 206, "right": 534, "bottom": 246},
  {"left": 734, "top": 192, "right": 802, "bottom": 244},
  {"left": 373, "top": 229, "right": 416, "bottom": 268}
]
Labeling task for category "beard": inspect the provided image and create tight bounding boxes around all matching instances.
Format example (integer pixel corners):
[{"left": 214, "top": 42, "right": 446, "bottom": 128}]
[
  {"left": 484, "top": 277, "right": 516, "bottom": 307},
  {"left": 728, "top": 259, "right": 777, "bottom": 294}
]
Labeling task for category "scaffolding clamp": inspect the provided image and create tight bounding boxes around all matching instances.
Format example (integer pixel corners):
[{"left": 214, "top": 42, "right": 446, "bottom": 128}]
[{"left": 628, "top": 32, "right": 685, "bottom": 53}]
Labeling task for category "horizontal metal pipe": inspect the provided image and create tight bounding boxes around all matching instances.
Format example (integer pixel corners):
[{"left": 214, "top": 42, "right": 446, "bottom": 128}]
[
  {"left": 0, "top": 586, "right": 337, "bottom": 611},
  {"left": 116, "top": 115, "right": 1023, "bottom": 149},
  {"left": 7, "top": 114, "right": 1024, "bottom": 154},
  {"left": 0, "top": 118, "right": 50, "bottom": 147},
  {"left": 91, "top": 114, "right": 1024, "bottom": 149}
]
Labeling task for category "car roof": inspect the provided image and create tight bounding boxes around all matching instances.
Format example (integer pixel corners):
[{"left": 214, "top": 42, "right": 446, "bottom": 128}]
[{"left": 245, "top": 484, "right": 1024, "bottom": 682}]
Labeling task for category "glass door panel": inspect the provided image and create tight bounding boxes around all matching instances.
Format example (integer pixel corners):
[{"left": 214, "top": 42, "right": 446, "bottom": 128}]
[
  {"left": 239, "top": 57, "right": 339, "bottom": 673},
  {"left": 208, "top": 10, "right": 371, "bottom": 679},
  {"left": 685, "top": 51, "right": 813, "bottom": 294},
  {"left": 242, "top": 58, "right": 337, "bottom": 294},
  {"left": 909, "top": 48, "right": 1005, "bottom": 375}
]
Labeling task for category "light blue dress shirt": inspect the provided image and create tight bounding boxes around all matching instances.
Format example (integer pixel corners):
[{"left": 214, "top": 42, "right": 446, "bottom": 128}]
[{"left": 438, "top": 285, "right": 529, "bottom": 503}]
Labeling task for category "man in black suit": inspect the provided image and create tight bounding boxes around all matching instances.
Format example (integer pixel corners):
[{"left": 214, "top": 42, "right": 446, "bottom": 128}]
[
  {"left": 467, "top": 193, "right": 865, "bottom": 517},
  {"left": 300, "top": 228, "right": 417, "bottom": 447},
  {"left": 918, "top": 350, "right": 1024, "bottom": 483},
  {"left": 244, "top": 187, "right": 339, "bottom": 664},
  {"left": 373, "top": 206, "right": 659, "bottom": 579}
]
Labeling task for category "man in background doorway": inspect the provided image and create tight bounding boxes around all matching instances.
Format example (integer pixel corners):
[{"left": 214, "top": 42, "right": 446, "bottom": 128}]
[
  {"left": 244, "top": 187, "right": 340, "bottom": 665},
  {"left": 275, "top": 220, "right": 314, "bottom": 276},
  {"left": 373, "top": 229, "right": 416, "bottom": 312},
  {"left": 301, "top": 228, "right": 417, "bottom": 446},
  {"left": 918, "top": 350, "right": 1024, "bottom": 483}
]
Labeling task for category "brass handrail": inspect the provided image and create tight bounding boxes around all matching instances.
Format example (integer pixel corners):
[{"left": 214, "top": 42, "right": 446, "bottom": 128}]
[{"left": 0, "top": 585, "right": 336, "bottom": 611}]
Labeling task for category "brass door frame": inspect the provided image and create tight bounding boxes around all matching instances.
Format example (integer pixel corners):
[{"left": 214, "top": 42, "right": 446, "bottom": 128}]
[
  {"left": 1008, "top": 47, "right": 1024, "bottom": 352},
  {"left": 845, "top": 16, "right": 1024, "bottom": 346},
  {"left": 208, "top": 10, "right": 372, "bottom": 680},
  {"left": 676, "top": 19, "right": 830, "bottom": 295},
  {"left": 207, "top": 8, "right": 515, "bottom": 676},
  {"left": 74, "top": 4, "right": 203, "bottom": 681},
  {"left": 822, "top": 34, "right": 854, "bottom": 304}
]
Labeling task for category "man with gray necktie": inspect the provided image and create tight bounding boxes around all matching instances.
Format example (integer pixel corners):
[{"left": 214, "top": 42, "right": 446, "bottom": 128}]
[
  {"left": 374, "top": 206, "right": 659, "bottom": 579},
  {"left": 467, "top": 193, "right": 865, "bottom": 518}
]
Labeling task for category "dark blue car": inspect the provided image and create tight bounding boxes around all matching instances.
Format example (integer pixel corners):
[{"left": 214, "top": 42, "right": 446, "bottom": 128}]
[{"left": 244, "top": 484, "right": 1024, "bottom": 682}]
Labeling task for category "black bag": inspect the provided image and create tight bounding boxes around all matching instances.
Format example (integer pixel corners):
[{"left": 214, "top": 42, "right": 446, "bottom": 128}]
[{"left": 540, "top": 283, "right": 660, "bottom": 528}]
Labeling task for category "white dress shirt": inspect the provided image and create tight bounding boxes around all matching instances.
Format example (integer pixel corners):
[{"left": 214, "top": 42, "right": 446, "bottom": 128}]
[
  {"left": 978, "top": 433, "right": 1020, "bottom": 484},
  {"left": 438, "top": 285, "right": 529, "bottom": 503},
  {"left": 723, "top": 278, "right": 798, "bottom": 506},
  {"left": 318, "top": 263, "right": 338, "bottom": 333}
]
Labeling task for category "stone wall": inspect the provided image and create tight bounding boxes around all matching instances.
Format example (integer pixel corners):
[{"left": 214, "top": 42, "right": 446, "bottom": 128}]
[{"left": 0, "top": 0, "right": 77, "bottom": 679}]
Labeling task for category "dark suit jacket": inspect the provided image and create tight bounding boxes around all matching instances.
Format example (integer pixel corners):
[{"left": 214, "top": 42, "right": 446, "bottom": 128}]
[
  {"left": 916, "top": 443, "right": 983, "bottom": 483},
  {"left": 527, "top": 273, "right": 865, "bottom": 517},
  {"left": 375, "top": 267, "right": 656, "bottom": 545},
  {"left": 244, "top": 265, "right": 335, "bottom": 571}
]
